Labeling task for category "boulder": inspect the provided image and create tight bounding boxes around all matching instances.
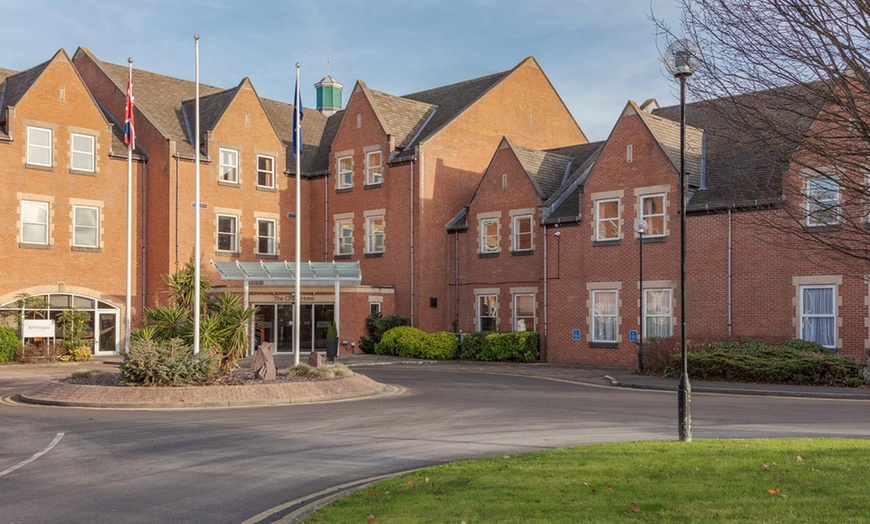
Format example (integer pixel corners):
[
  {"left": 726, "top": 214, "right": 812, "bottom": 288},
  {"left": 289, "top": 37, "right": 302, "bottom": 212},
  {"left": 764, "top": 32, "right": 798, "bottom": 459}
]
[
  {"left": 308, "top": 351, "right": 324, "bottom": 368},
  {"left": 252, "top": 342, "right": 276, "bottom": 381}
]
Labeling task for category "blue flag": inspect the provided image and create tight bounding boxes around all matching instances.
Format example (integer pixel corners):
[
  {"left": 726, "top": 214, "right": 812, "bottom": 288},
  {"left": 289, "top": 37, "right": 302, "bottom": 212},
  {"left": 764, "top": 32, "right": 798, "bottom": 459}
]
[{"left": 293, "top": 81, "right": 303, "bottom": 158}]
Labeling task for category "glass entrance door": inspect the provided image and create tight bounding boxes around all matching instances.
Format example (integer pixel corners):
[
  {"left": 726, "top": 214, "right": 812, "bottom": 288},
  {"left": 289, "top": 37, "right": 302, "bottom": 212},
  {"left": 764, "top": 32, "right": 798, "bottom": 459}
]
[
  {"left": 253, "top": 303, "right": 335, "bottom": 353},
  {"left": 95, "top": 311, "right": 118, "bottom": 354}
]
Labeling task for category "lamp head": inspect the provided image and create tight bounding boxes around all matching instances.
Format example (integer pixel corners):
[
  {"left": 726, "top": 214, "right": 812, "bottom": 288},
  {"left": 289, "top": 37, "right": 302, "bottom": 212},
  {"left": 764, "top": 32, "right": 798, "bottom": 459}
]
[
  {"left": 665, "top": 39, "right": 701, "bottom": 78},
  {"left": 634, "top": 218, "right": 649, "bottom": 234}
]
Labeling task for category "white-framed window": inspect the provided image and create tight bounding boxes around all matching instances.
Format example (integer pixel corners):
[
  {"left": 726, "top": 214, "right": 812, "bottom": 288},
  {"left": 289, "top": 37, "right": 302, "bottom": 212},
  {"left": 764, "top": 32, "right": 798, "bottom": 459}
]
[
  {"left": 596, "top": 198, "right": 620, "bottom": 240},
  {"left": 478, "top": 294, "right": 498, "bottom": 331},
  {"left": 592, "top": 289, "right": 618, "bottom": 342},
  {"left": 644, "top": 289, "right": 672, "bottom": 339},
  {"left": 256, "top": 218, "right": 276, "bottom": 255},
  {"left": 366, "top": 150, "right": 383, "bottom": 185},
  {"left": 216, "top": 214, "right": 239, "bottom": 252},
  {"left": 338, "top": 156, "right": 353, "bottom": 189},
  {"left": 806, "top": 177, "right": 840, "bottom": 226},
  {"left": 21, "top": 200, "right": 49, "bottom": 245},
  {"left": 257, "top": 155, "right": 274, "bottom": 188},
  {"left": 336, "top": 218, "right": 353, "bottom": 256},
  {"left": 370, "top": 302, "right": 381, "bottom": 316},
  {"left": 366, "top": 215, "right": 384, "bottom": 253},
  {"left": 640, "top": 194, "right": 665, "bottom": 237},
  {"left": 73, "top": 206, "right": 99, "bottom": 248},
  {"left": 512, "top": 215, "right": 533, "bottom": 251},
  {"left": 70, "top": 134, "right": 95, "bottom": 172},
  {"left": 800, "top": 285, "right": 836, "bottom": 348},
  {"left": 513, "top": 294, "right": 535, "bottom": 332},
  {"left": 480, "top": 218, "right": 499, "bottom": 253},
  {"left": 27, "top": 126, "right": 52, "bottom": 167},
  {"left": 219, "top": 148, "right": 239, "bottom": 183}
]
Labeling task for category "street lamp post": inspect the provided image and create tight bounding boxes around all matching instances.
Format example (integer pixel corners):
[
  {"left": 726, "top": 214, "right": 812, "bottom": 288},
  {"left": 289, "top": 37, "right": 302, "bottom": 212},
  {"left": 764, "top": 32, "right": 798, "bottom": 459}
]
[
  {"left": 665, "top": 39, "right": 700, "bottom": 442},
  {"left": 634, "top": 218, "right": 648, "bottom": 371}
]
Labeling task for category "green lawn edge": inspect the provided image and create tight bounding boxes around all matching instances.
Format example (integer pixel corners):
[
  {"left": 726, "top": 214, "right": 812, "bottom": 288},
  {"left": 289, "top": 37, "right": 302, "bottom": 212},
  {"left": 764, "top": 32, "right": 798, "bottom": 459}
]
[{"left": 301, "top": 438, "right": 870, "bottom": 523}]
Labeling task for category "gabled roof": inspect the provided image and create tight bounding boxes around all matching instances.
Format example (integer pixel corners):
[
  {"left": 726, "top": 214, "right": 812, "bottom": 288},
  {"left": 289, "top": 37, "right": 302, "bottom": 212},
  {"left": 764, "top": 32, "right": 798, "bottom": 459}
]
[
  {"left": 633, "top": 102, "right": 704, "bottom": 188},
  {"left": 542, "top": 142, "right": 605, "bottom": 224},
  {"left": 511, "top": 141, "right": 576, "bottom": 199},
  {"left": 87, "top": 52, "right": 224, "bottom": 157},
  {"left": 180, "top": 81, "right": 243, "bottom": 145},
  {"left": 359, "top": 83, "right": 436, "bottom": 152},
  {"left": 0, "top": 67, "right": 16, "bottom": 82},
  {"left": 0, "top": 58, "right": 51, "bottom": 114},
  {"left": 260, "top": 97, "right": 334, "bottom": 175},
  {"left": 392, "top": 66, "right": 513, "bottom": 162},
  {"left": 653, "top": 83, "right": 822, "bottom": 211}
]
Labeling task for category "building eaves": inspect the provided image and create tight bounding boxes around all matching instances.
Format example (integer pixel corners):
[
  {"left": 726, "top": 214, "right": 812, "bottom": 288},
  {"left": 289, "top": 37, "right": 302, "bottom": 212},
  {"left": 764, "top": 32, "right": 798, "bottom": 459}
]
[
  {"left": 510, "top": 142, "right": 575, "bottom": 199},
  {"left": 635, "top": 104, "right": 704, "bottom": 188},
  {"left": 180, "top": 82, "right": 242, "bottom": 147},
  {"left": 541, "top": 141, "right": 605, "bottom": 225},
  {"left": 446, "top": 206, "right": 468, "bottom": 232},
  {"left": 363, "top": 86, "right": 436, "bottom": 152}
]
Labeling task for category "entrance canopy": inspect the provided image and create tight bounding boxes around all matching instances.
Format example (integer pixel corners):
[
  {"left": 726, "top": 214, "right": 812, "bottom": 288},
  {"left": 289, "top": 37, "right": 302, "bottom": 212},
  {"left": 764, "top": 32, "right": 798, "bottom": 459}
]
[{"left": 211, "top": 261, "right": 362, "bottom": 286}]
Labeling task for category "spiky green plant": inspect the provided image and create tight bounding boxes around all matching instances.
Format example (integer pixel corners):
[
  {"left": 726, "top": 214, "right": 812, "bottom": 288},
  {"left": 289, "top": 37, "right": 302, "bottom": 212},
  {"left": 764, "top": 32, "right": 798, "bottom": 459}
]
[{"left": 163, "top": 260, "right": 211, "bottom": 312}]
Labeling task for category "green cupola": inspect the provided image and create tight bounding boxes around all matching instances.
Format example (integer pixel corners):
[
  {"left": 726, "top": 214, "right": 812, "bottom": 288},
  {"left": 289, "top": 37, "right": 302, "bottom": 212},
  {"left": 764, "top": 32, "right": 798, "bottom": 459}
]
[{"left": 315, "top": 72, "right": 343, "bottom": 116}]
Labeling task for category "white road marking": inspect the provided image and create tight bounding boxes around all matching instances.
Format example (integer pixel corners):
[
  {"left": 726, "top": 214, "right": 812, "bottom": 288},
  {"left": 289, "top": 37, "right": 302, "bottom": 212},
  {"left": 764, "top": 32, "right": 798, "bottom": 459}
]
[{"left": 0, "top": 432, "right": 65, "bottom": 478}]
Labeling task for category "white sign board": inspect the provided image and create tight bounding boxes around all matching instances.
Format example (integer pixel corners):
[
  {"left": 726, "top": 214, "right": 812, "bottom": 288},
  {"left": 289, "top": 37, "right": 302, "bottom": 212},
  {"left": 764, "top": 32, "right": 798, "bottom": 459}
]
[{"left": 22, "top": 319, "right": 56, "bottom": 338}]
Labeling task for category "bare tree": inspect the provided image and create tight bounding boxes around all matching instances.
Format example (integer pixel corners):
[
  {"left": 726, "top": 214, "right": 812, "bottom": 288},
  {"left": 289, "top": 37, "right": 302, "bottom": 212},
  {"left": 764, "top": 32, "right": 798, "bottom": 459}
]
[{"left": 653, "top": 1, "right": 870, "bottom": 270}]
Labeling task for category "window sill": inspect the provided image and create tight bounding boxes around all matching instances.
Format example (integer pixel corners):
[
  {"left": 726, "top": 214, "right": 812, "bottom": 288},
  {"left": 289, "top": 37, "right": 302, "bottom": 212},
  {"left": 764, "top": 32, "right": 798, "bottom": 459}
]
[
  {"left": 19, "top": 243, "right": 51, "bottom": 250},
  {"left": 364, "top": 252, "right": 384, "bottom": 258},
  {"left": 804, "top": 224, "right": 841, "bottom": 232},
  {"left": 218, "top": 180, "right": 240, "bottom": 188},
  {"left": 256, "top": 253, "right": 278, "bottom": 260},
  {"left": 364, "top": 182, "right": 383, "bottom": 189},
  {"left": 593, "top": 239, "right": 620, "bottom": 247},
  {"left": 26, "top": 163, "right": 54, "bottom": 172},
  {"left": 510, "top": 249, "right": 534, "bottom": 256},
  {"left": 215, "top": 251, "right": 241, "bottom": 258},
  {"left": 333, "top": 254, "right": 353, "bottom": 260},
  {"left": 589, "top": 341, "right": 619, "bottom": 349},
  {"left": 70, "top": 169, "right": 96, "bottom": 177},
  {"left": 336, "top": 187, "right": 353, "bottom": 193},
  {"left": 478, "top": 252, "right": 500, "bottom": 258},
  {"left": 640, "top": 236, "right": 667, "bottom": 244},
  {"left": 72, "top": 246, "right": 101, "bottom": 253},
  {"left": 255, "top": 186, "right": 277, "bottom": 193}
]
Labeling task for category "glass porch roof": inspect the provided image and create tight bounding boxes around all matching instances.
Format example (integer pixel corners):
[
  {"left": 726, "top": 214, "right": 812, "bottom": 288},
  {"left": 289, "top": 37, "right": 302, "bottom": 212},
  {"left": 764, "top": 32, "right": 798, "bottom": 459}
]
[{"left": 211, "top": 261, "right": 362, "bottom": 286}]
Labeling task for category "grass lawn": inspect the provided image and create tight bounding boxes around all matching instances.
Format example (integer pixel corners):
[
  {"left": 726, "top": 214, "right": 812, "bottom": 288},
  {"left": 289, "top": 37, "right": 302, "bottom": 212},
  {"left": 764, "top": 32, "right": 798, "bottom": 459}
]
[{"left": 301, "top": 438, "right": 869, "bottom": 523}]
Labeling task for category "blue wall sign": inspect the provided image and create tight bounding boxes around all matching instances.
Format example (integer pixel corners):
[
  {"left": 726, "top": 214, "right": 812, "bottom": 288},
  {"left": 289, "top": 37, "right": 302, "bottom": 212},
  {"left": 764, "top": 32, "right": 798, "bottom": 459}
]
[
  {"left": 629, "top": 330, "right": 638, "bottom": 342},
  {"left": 572, "top": 329, "right": 581, "bottom": 341}
]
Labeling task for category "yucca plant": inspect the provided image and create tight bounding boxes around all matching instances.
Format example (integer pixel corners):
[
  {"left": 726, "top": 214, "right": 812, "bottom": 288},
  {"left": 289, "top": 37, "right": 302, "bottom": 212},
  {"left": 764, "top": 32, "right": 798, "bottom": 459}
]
[
  {"left": 163, "top": 260, "right": 211, "bottom": 313},
  {"left": 144, "top": 306, "right": 190, "bottom": 339}
]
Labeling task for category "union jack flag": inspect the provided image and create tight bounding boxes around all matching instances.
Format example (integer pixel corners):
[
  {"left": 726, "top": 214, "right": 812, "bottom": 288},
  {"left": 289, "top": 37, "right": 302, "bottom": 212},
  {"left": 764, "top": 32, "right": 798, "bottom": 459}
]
[{"left": 124, "top": 65, "right": 135, "bottom": 150}]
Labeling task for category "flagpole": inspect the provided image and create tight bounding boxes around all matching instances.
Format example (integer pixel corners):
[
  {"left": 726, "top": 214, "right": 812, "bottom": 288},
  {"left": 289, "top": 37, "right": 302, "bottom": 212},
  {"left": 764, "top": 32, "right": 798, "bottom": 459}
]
[
  {"left": 125, "top": 57, "right": 133, "bottom": 355},
  {"left": 294, "top": 62, "right": 301, "bottom": 367},
  {"left": 193, "top": 34, "right": 201, "bottom": 355}
]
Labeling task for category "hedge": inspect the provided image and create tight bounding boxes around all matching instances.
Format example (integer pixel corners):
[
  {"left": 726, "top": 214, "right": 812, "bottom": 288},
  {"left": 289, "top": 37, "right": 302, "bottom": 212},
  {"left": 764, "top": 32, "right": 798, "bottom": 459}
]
[
  {"left": 375, "top": 327, "right": 457, "bottom": 360},
  {"left": 0, "top": 326, "right": 22, "bottom": 362},
  {"left": 460, "top": 331, "right": 540, "bottom": 363}
]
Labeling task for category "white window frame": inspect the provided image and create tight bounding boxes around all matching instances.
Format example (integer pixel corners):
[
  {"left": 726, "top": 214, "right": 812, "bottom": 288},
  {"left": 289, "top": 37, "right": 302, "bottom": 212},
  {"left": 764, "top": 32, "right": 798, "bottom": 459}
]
[
  {"left": 592, "top": 289, "right": 618, "bottom": 343},
  {"left": 479, "top": 218, "right": 500, "bottom": 253},
  {"left": 513, "top": 294, "right": 535, "bottom": 332},
  {"left": 800, "top": 284, "right": 836, "bottom": 348},
  {"left": 365, "top": 215, "right": 384, "bottom": 254},
  {"left": 640, "top": 194, "right": 666, "bottom": 238},
  {"left": 27, "top": 126, "right": 52, "bottom": 167},
  {"left": 366, "top": 150, "right": 383, "bottom": 185},
  {"left": 21, "top": 200, "right": 49, "bottom": 245},
  {"left": 219, "top": 148, "right": 239, "bottom": 184},
  {"left": 216, "top": 214, "right": 239, "bottom": 253},
  {"left": 806, "top": 176, "right": 840, "bottom": 226},
  {"left": 256, "top": 218, "right": 276, "bottom": 256},
  {"left": 338, "top": 156, "right": 353, "bottom": 189},
  {"left": 512, "top": 215, "right": 533, "bottom": 252},
  {"left": 73, "top": 205, "right": 100, "bottom": 248},
  {"left": 643, "top": 289, "right": 673, "bottom": 339},
  {"left": 596, "top": 198, "right": 620, "bottom": 241},
  {"left": 477, "top": 294, "right": 498, "bottom": 332},
  {"left": 70, "top": 133, "right": 95, "bottom": 173},
  {"left": 369, "top": 302, "right": 381, "bottom": 316},
  {"left": 256, "top": 155, "right": 275, "bottom": 189},
  {"left": 336, "top": 218, "right": 353, "bottom": 256}
]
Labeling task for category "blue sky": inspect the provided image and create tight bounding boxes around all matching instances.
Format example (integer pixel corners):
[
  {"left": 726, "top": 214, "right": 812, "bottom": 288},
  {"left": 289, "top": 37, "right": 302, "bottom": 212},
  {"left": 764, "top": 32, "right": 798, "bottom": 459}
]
[{"left": 1, "top": 0, "right": 684, "bottom": 141}]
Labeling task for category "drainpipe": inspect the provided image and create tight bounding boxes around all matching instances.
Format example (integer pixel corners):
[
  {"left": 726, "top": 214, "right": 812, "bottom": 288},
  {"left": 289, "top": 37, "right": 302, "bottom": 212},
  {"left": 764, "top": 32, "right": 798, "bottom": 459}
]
[
  {"left": 141, "top": 158, "right": 148, "bottom": 324},
  {"left": 454, "top": 227, "right": 460, "bottom": 331},
  {"left": 174, "top": 153, "right": 180, "bottom": 267},
  {"left": 542, "top": 223, "right": 548, "bottom": 359},
  {"left": 409, "top": 157, "right": 416, "bottom": 327},
  {"left": 324, "top": 172, "right": 329, "bottom": 261},
  {"left": 727, "top": 209, "right": 733, "bottom": 336}
]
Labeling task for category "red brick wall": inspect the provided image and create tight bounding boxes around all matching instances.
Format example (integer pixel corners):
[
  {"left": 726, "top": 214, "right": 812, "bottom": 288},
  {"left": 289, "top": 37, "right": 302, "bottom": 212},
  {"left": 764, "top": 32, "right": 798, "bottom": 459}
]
[{"left": 0, "top": 52, "right": 144, "bottom": 340}]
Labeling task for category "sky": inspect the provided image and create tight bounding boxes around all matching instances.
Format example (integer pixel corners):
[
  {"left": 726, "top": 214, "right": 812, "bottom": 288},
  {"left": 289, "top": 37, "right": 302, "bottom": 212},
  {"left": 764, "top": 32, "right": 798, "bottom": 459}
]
[{"left": 1, "top": 0, "right": 685, "bottom": 141}]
